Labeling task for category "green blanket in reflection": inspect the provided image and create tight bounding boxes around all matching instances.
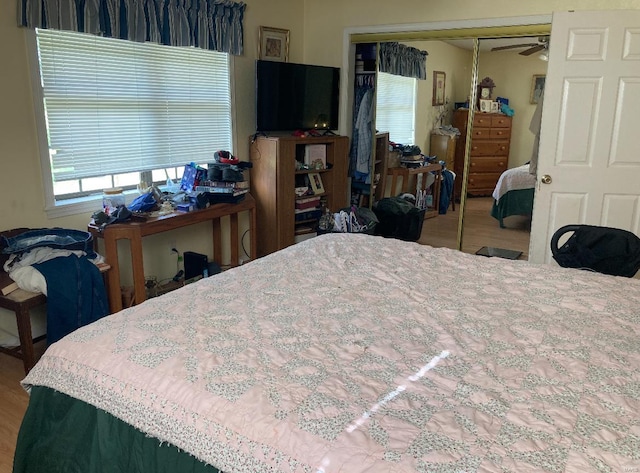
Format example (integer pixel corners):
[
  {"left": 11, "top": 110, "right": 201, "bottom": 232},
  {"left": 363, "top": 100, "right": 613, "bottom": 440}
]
[{"left": 490, "top": 188, "right": 535, "bottom": 228}]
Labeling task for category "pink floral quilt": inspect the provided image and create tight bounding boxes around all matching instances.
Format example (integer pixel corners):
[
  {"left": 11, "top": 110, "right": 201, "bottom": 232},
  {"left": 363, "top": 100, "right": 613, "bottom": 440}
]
[{"left": 23, "top": 234, "right": 640, "bottom": 472}]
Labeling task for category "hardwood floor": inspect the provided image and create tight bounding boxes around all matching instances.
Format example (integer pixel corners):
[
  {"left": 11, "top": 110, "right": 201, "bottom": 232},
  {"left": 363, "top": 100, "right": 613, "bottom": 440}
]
[
  {"left": 419, "top": 196, "right": 531, "bottom": 259},
  {"left": 1, "top": 357, "right": 28, "bottom": 473},
  {"left": 0, "top": 201, "right": 529, "bottom": 472},
  {"left": 0, "top": 342, "right": 45, "bottom": 473}
]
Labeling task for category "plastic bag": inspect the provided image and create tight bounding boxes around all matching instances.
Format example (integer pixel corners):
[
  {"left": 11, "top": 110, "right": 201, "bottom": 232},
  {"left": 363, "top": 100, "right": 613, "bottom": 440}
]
[{"left": 128, "top": 192, "right": 157, "bottom": 212}]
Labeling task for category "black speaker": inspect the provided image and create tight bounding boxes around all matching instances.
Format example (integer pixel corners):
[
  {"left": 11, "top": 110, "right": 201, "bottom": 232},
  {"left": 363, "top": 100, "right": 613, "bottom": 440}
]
[{"left": 183, "top": 251, "right": 208, "bottom": 280}]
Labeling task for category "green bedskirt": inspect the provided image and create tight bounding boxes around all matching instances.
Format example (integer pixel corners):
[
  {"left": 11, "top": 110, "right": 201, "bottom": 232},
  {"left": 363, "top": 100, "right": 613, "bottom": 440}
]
[
  {"left": 490, "top": 188, "right": 535, "bottom": 228},
  {"left": 13, "top": 386, "right": 222, "bottom": 473}
]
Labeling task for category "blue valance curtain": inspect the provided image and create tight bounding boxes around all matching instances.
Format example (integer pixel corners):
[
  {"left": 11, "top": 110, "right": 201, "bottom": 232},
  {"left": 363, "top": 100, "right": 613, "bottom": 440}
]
[
  {"left": 18, "top": 0, "right": 246, "bottom": 55},
  {"left": 378, "top": 42, "right": 428, "bottom": 79}
]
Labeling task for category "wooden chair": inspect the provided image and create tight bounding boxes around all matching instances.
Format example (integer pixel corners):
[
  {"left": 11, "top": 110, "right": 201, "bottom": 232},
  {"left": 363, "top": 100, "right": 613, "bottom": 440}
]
[{"left": 0, "top": 228, "right": 47, "bottom": 374}]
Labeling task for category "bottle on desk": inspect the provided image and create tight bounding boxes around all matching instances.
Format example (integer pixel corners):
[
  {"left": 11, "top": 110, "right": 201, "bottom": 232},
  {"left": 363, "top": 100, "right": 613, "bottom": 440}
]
[{"left": 102, "top": 188, "right": 124, "bottom": 216}]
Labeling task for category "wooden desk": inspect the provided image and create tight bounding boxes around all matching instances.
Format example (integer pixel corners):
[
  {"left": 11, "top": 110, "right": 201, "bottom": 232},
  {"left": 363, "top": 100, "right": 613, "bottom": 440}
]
[
  {"left": 89, "top": 194, "right": 257, "bottom": 313},
  {"left": 387, "top": 163, "right": 442, "bottom": 218}
]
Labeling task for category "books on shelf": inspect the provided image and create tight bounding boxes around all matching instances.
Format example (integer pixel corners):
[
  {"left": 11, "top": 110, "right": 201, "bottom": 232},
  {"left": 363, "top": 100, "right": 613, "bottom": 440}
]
[
  {"left": 304, "top": 144, "right": 327, "bottom": 169},
  {"left": 295, "top": 195, "right": 321, "bottom": 210},
  {"left": 294, "top": 209, "right": 322, "bottom": 222}
]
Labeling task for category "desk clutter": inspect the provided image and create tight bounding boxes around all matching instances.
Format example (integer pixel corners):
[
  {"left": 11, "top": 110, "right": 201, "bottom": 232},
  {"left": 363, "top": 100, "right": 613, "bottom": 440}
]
[{"left": 95, "top": 152, "right": 252, "bottom": 229}]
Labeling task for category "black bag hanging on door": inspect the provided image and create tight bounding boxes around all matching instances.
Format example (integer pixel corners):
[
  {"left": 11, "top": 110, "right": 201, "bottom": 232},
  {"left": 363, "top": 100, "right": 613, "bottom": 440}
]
[{"left": 550, "top": 224, "right": 640, "bottom": 278}]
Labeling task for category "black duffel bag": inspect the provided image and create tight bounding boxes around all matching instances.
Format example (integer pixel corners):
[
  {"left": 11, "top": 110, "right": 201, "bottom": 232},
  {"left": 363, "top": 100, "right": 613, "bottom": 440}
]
[{"left": 373, "top": 197, "right": 425, "bottom": 242}]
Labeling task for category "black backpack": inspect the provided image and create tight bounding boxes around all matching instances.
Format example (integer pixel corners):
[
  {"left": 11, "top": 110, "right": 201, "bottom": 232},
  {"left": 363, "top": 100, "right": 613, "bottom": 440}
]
[{"left": 550, "top": 224, "right": 640, "bottom": 278}]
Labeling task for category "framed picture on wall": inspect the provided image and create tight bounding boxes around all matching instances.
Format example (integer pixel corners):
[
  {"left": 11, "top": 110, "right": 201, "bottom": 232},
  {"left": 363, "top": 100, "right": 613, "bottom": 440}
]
[
  {"left": 432, "top": 71, "right": 446, "bottom": 106},
  {"left": 530, "top": 74, "right": 546, "bottom": 104},
  {"left": 259, "top": 26, "right": 290, "bottom": 62}
]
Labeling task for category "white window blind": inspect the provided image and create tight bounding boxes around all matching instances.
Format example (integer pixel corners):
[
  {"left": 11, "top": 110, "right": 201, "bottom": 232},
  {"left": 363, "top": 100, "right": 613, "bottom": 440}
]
[
  {"left": 35, "top": 29, "right": 232, "bottom": 182},
  {"left": 375, "top": 72, "right": 416, "bottom": 145}
]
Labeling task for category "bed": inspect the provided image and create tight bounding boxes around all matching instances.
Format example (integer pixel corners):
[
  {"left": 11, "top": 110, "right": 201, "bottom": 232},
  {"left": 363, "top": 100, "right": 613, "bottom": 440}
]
[
  {"left": 490, "top": 164, "right": 537, "bottom": 228},
  {"left": 14, "top": 233, "right": 640, "bottom": 473}
]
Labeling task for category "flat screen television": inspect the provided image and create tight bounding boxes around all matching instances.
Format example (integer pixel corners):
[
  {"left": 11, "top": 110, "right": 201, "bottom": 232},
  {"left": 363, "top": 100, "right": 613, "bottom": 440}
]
[{"left": 256, "top": 60, "right": 340, "bottom": 132}]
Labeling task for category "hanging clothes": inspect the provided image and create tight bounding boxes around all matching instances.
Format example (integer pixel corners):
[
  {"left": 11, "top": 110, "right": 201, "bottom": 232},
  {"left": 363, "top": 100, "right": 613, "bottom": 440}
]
[
  {"left": 350, "top": 84, "right": 375, "bottom": 183},
  {"left": 529, "top": 91, "right": 544, "bottom": 176},
  {"left": 439, "top": 169, "right": 454, "bottom": 214}
]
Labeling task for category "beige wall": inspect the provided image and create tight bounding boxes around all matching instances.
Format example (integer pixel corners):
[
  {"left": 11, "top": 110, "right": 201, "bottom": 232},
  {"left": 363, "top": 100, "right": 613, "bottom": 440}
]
[
  {"left": 303, "top": 0, "right": 640, "bottom": 67},
  {"left": 477, "top": 49, "right": 548, "bottom": 168},
  {"left": 402, "top": 41, "right": 472, "bottom": 154}
]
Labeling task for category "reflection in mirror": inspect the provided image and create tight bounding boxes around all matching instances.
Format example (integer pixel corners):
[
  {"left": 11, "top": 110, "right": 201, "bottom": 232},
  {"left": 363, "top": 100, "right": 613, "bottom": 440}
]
[
  {"left": 458, "top": 36, "right": 548, "bottom": 260},
  {"left": 358, "top": 34, "right": 548, "bottom": 256},
  {"left": 371, "top": 39, "right": 474, "bottom": 251}
]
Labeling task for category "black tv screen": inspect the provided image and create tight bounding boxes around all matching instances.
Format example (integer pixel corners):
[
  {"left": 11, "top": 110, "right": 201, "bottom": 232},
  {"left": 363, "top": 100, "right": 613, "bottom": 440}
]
[{"left": 256, "top": 60, "right": 340, "bottom": 132}]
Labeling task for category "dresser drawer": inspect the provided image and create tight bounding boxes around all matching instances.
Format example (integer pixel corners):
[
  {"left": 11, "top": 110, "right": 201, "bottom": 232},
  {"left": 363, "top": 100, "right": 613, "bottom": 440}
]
[
  {"left": 470, "top": 127, "right": 491, "bottom": 139},
  {"left": 467, "top": 172, "right": 503, "bottom": 192},
  {"left": 472, "top": 127, "right": 511, "bottom": 140},
  {"left": 491, "top": 115, "right": 511, "bottom": 128},
  {"left": 490, "top": 128, "right": 511, "bottom": 139},
  {"left": 470, "top": 141, "right": 510, "bottom": 156},
  {"left": 469, "top": 156, "right": 508, "bottom": 173},
  {"left": 473, "top": 114, "right": 493, "bottom": 127}
]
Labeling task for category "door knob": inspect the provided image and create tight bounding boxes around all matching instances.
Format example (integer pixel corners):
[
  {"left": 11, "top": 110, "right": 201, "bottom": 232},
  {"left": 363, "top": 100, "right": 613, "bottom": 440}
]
[{"left": 541, "top": 174, "right": 552, "bottom": 184}]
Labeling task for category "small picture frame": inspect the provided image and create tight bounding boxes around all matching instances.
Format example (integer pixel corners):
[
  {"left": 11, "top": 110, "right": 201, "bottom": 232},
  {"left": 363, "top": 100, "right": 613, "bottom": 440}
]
[
  {"left": 308, "top": 173, "right": 325, "bottom": 195},
  {"left": 479, "top": 99, "right": 492, "bottom": 113},
  {"left": 259, "top": 26, "right": 290, "bottom": 62},
  {"left": 490, "top": 101, "right": 500, "bottom": 113},
  {"left": 531, "top": 74, "right": 546, "bottom": 104},
  {"left": 432, "top": 71, "right": 446, "bottom": 106}
]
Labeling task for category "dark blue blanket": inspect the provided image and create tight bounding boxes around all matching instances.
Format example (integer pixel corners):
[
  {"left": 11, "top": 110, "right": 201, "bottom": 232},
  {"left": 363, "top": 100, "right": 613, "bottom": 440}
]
[{"left": 33, "top": 255, "right": 109, "bottom": 344}]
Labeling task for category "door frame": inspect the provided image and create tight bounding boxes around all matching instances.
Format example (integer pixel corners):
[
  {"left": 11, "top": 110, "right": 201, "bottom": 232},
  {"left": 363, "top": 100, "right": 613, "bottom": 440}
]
[{"left": 340, "top": 15, "right": 551, "bottom": 251}]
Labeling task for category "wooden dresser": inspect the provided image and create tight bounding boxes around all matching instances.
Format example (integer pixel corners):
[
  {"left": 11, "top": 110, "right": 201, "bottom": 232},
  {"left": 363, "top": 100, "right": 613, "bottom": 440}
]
[{"left": 452, "top": 110, "right": 512, "bottom": 198}]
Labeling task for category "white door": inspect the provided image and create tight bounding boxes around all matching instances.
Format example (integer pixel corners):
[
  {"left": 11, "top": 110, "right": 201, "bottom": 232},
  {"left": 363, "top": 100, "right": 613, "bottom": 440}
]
[{"left": 529, "top": 10, "right": 640, "bottom": 264}]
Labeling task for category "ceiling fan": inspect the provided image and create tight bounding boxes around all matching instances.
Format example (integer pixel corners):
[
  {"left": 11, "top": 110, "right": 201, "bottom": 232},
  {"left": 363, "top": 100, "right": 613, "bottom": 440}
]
[{"left": 491, "top": 36, "right": 549, "bottom": 56}]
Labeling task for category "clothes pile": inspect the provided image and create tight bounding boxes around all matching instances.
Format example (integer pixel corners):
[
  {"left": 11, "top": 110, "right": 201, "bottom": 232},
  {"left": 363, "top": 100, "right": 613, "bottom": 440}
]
[{"left": 1, "top": 228, "right": 109, "bottom": 344}]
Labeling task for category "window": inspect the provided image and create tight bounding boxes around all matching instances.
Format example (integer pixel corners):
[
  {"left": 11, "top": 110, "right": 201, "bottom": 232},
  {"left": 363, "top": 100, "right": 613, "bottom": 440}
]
[
  {"left": 32, "top": 29, "right": 232, "bottom": 215},
  {"left": 375, "top": 72, "right": 416, "bottom": 145}
]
